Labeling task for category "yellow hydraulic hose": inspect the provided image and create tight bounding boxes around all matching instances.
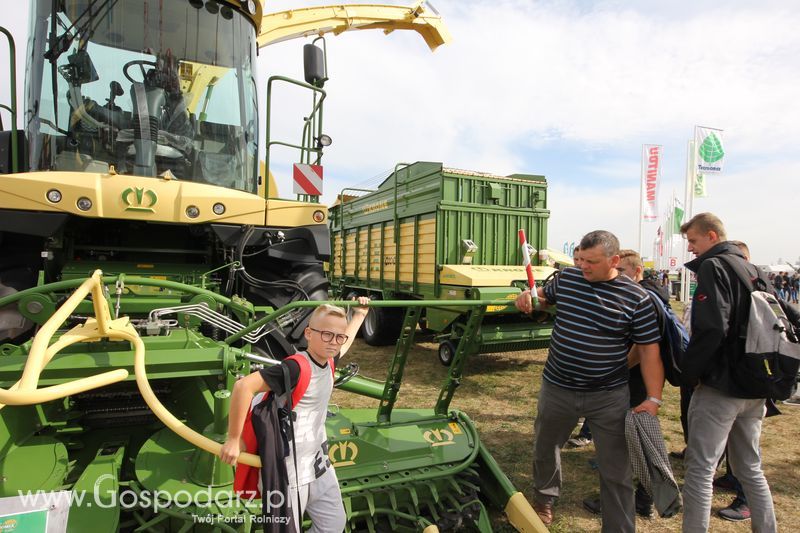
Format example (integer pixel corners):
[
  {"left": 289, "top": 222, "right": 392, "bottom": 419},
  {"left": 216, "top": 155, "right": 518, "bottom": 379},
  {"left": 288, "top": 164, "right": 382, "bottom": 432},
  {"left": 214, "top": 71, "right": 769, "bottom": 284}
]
[
  {"left": 0, "top": 331, "right": 116, "bottom": 408},
  {"left": 19, "top": 271, "right": 110, "bottom": 388},
  {"left": 125, "top": 327, "right": 261, "bottom": 468},
  {"left": 0, "top": 269, "right": 260, "bottom": 468}
]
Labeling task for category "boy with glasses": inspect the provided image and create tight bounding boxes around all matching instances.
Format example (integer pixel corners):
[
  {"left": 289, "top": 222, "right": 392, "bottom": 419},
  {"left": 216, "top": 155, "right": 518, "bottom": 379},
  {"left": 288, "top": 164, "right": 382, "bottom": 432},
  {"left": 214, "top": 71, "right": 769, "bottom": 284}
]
[{"left": 221, "top": 298, "right": 369, "bottom": 532}]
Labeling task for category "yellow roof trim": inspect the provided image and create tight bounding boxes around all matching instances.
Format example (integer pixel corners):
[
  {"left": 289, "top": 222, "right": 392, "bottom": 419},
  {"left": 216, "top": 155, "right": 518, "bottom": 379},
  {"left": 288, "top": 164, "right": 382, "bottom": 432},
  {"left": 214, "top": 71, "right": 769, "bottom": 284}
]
[{"left": 258, "top": 2, "right": 452, "bottom": 51}]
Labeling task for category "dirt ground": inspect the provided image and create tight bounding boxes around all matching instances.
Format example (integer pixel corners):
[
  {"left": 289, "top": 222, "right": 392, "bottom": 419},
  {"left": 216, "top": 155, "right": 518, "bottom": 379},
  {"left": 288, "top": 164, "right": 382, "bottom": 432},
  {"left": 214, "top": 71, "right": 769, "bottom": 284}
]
[{"left": 333, "top": 319, "right": 800, "bottom": 532}]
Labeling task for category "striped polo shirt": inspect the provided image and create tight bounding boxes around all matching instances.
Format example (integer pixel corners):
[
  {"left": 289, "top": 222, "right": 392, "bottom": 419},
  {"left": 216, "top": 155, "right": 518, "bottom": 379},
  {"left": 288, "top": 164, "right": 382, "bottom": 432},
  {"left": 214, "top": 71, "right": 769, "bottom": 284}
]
[{"left": 542, "top": 267, "right": 661, "bottom": 391}]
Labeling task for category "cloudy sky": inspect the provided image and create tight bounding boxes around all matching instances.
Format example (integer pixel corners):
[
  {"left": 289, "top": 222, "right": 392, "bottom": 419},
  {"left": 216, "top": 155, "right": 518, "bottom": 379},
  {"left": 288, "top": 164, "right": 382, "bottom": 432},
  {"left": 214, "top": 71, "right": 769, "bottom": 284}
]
[{"left": 2, "top": 0, "right": 798, "bottom": 265}]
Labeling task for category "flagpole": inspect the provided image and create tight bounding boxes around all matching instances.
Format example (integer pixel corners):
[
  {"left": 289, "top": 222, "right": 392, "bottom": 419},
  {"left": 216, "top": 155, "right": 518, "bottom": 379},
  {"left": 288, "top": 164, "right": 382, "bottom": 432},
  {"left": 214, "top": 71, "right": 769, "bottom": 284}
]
[
  {"left": 659, "top": 204, "right": 672, "bottom": 270},
  {"left": 681, "top": 138, "right": 696, "bottom": 303},
  {"left": 670, "top": 191, "right": 676, "bottom": 268},
  {"left": 638, "top": 144, "right": 645, "bottom": 257},
  {"left": 668, "top": 194, "right": 674, "bottom": 269}
]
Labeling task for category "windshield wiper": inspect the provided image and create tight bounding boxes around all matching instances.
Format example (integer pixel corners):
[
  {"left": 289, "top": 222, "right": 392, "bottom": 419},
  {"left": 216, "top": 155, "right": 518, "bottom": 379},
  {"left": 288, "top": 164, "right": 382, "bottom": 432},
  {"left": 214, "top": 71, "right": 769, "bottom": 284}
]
[{"left": 44, "top": 0, "right": 115, "bottom": 62}]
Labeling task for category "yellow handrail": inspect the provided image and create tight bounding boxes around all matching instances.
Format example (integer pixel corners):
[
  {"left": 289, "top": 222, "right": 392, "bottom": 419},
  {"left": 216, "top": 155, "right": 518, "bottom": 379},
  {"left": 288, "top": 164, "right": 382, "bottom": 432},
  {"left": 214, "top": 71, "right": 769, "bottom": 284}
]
[{"left": 0, "top": 271, "right": 127, "bottom": 407}]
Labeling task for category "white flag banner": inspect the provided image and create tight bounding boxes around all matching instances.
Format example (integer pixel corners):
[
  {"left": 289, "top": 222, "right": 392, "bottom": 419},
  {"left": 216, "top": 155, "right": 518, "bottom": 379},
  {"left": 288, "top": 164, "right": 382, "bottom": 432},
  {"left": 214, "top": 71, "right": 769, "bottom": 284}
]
[
  {"left": 695, "top": 126, "right": 725, "bottom": 174},
  {"left": 641, "top": 144, "right": 662, "bottom": 221}
]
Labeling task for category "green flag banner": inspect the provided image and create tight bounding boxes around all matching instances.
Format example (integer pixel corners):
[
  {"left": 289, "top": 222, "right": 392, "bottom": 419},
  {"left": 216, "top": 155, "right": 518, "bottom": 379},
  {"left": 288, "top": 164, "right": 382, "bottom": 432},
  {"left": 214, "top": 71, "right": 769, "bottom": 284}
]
[
  {"left": 673, "top": 202, "right": 684, "bottom": 234},
  {"left": 694, "top": 173, "right": 708, "bottom": 198}
]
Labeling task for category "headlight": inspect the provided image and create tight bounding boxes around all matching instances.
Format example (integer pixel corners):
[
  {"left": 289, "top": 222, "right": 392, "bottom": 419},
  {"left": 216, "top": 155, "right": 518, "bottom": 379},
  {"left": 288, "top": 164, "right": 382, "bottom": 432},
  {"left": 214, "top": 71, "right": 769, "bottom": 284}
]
[
  {"left": 46, "top": 189, "right": 62, "bottom": 203},
  {"left": 76, "top": 197, "right": 92, "bottom": 211}
]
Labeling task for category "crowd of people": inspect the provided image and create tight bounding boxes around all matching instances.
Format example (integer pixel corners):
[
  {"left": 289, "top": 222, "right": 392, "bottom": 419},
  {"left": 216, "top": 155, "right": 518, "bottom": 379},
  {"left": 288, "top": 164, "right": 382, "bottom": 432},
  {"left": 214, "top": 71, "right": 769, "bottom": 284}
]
[
  {"left": 769, "top": 271, "right": 800, "bottom": 303},
  {"left": 515, "top": 212, "right": 793, "bottom": 533},
  {"left": 210, "top": 211, "right": 795, "bottom": 533}
]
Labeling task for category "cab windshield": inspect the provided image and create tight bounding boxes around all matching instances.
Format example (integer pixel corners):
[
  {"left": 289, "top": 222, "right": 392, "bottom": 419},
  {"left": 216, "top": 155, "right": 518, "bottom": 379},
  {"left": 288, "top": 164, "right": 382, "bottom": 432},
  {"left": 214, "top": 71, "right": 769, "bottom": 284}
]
[{"left": 25, "top": 0, "right": 259, "bottom": 193}]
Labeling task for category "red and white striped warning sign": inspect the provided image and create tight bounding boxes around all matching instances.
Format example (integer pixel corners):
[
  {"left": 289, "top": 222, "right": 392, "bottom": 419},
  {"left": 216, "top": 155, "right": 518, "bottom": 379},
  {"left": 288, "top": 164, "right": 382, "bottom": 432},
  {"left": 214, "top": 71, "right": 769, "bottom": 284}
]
[{"left": 293, "top": 163, "right": 323, "bottom": 195}]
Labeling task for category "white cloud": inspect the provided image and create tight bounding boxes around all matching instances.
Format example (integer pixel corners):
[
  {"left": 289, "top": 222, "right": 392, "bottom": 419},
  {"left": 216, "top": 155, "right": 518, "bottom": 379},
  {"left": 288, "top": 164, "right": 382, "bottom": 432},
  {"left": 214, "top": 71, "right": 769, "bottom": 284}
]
[
  {"left": 260, "top": 0, "right": 800, "bottom": 263},
  {"left": 261, "top": 0, "right": 800, "bottom": 178}
]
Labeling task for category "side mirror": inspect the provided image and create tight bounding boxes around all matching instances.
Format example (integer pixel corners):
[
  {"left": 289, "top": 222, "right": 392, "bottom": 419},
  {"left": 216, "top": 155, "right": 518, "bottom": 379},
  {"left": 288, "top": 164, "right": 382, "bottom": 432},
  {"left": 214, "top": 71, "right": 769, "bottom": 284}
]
[{"left": 303, "top": 44, "right": 326, "bottom": 87}]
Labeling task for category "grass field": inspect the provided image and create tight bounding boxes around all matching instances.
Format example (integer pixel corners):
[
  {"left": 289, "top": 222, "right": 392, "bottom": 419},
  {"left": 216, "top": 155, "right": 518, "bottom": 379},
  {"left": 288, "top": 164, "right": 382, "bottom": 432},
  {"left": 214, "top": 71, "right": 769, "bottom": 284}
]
[{"left": 332, "top": 303, "right": 800, "bottom": 532}]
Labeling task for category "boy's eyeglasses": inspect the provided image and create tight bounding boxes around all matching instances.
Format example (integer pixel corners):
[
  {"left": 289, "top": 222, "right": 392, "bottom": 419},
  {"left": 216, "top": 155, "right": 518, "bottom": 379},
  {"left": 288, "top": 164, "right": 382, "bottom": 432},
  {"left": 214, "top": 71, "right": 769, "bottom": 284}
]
[{"left": 308, "top": 327, "right": 349, "bottom": 345}]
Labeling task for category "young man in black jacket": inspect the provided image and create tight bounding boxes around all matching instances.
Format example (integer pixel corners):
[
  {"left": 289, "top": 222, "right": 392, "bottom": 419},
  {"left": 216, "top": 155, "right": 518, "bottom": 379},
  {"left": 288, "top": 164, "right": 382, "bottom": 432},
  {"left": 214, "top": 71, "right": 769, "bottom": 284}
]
[{"left": 679, "top": 213, "right": 777, "bottom": 532}]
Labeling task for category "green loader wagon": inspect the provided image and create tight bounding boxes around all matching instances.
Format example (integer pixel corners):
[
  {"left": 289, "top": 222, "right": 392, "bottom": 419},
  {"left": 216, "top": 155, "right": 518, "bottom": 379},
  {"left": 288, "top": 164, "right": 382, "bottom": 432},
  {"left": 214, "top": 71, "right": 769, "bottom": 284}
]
[{"left": 329, "top": 162, "right": 558, "bottom": 365}]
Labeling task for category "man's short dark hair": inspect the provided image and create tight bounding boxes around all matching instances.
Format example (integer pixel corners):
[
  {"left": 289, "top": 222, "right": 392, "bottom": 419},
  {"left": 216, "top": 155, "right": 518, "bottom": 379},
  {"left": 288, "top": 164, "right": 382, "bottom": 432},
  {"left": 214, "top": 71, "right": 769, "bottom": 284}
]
[{"left": 579, "top": 230, "right": 620, "bottom": 257}]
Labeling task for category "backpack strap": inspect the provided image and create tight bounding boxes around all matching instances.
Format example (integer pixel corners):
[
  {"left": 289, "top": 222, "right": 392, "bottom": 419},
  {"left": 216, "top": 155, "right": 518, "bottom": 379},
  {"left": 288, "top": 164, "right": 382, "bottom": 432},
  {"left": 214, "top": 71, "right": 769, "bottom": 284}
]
[
  {"left": 286, "top": 353, "right": 312, "bottom": 409},
  {"left": 233, "top": 398, "right": 261, "bottom": 498},
  {"left": 644, "top": 289, "right": 667, "bottom": 330},
  {"left": 282, "top": 352, "right": 335, "bottom": 407},
  {"left": 282, "top": 362, "right": 304, "bottom": 532},
  {"left": 714, "top": 254, "right": 774, "bottom": 342},
  {"left": 715, "top": 254, "right": 758, "bottom": 293}
]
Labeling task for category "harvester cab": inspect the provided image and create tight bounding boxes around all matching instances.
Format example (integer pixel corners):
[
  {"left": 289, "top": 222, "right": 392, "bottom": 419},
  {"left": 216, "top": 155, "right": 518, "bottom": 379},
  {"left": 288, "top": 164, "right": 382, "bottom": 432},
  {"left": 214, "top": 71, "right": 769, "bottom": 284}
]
[{"left": 31, "top": 0, "right": 261, "bottom": 187}]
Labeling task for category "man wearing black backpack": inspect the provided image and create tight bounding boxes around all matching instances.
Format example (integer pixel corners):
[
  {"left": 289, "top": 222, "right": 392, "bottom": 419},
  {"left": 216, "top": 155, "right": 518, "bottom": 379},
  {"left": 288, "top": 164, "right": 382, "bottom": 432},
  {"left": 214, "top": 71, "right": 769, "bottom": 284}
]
[{"left": 679, "top": 213, "right": 777, "bottom": 532}]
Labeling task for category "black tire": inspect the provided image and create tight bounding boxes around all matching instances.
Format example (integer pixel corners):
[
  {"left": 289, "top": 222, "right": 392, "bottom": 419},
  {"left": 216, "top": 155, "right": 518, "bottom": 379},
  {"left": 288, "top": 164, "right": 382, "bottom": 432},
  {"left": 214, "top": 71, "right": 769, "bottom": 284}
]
[
  {"left": 362, "top": 302, "right": 404, "bottom": 346},
  {"left": 438, "top": 340, "right": 456, "bottom": 366},
  {"left": 285, "top": 264, "right": 329, "bottom": 348},
  {"left": 0, "top": 232, "right": 41, "bottom": 344},
  {"left": 244, "top": 261, "right": 329, "bottom": 357}
]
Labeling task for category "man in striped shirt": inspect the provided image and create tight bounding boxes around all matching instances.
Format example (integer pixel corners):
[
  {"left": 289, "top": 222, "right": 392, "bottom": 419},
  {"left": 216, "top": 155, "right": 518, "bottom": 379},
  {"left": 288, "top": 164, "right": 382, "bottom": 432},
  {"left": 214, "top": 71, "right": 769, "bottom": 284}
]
[{"left": 516, "top": 230, "right": 663, "bottom": 531}]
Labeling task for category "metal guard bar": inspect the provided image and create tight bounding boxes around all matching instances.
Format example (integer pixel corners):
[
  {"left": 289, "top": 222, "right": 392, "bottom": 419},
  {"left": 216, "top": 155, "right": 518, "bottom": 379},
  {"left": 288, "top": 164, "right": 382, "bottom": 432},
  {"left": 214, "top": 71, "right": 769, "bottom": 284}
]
[
  {"left": 0, "top": 275, "right": 252, "bottom": 316},
  {"left": 224, "top": 298, "right": 514, "bottom": 344}
]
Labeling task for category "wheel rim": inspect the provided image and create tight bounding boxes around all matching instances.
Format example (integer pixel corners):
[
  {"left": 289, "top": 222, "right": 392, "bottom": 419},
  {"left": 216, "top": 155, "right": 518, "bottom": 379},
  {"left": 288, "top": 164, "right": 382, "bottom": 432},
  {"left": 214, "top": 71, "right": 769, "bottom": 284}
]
[
  {"left": 439, "top": 343, "right": 454, "bottom": 364},
  {"left": 363, "top": 308, "right": 378, "bottom": 339}
]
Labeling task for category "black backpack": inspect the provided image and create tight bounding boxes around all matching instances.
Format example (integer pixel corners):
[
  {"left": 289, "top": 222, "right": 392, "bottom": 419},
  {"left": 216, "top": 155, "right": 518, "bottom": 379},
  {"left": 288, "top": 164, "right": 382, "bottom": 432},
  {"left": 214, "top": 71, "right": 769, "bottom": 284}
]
[
  {"left": 718, "top": 256, "right": 800, "bottom": 400},
  {"left": 645, "top": 290, "right": 689, "bottom": 387}
]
